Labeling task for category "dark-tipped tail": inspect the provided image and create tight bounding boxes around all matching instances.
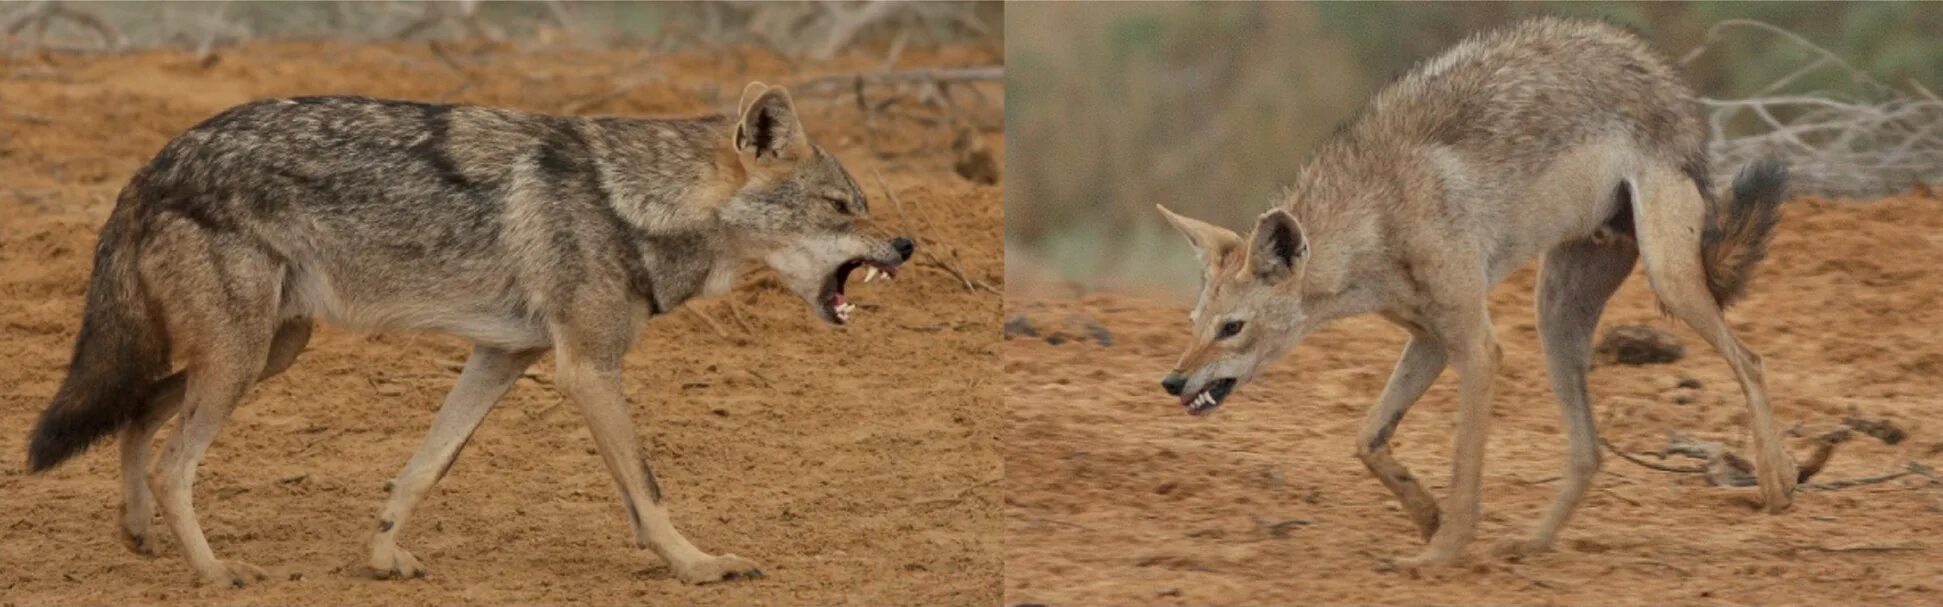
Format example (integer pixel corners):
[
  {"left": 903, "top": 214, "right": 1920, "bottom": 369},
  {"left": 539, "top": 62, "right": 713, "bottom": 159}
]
[
  {"left": 27, "top": 211, "right": 170, "bottom": 473},
  {"left": 1698, "top": 157, "right": 1788, "bottom": 308}
]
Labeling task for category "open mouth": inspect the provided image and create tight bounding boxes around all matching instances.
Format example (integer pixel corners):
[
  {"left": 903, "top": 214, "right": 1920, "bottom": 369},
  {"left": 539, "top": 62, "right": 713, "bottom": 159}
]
[
  {"left": 818, "top": 257, "right": 901, "bottom": 325},
  {"left": 1182, "top": 378, "right": 1238, "bottom": 416}
]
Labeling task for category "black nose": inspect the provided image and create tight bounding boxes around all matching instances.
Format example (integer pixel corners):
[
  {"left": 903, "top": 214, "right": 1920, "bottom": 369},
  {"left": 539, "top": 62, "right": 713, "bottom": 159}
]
[
  {"left": 891, "top": 237, "right": 916, "bottom": 262},
  {"left": 1160, "top": 374, "right": 1187, "bottom": 396}
]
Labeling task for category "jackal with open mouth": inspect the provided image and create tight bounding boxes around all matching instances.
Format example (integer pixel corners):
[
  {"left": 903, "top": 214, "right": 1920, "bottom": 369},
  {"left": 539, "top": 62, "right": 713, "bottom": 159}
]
[
  {"left": 25, "top": 81, "right": 913, "bottom": 587},
  {"left": 1157, "top": 17, "right": 1791, "bottom": 567}
]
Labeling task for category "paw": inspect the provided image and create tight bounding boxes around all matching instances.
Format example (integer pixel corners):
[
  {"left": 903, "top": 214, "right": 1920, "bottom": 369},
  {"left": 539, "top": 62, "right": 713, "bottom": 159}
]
[
  {"left": 1759, "top": 458, "right": 1799, "bottom": 513},
  {"left": 196, "top": 560, "right": 270, "bottom": 588},
  {"left": 118, "top": 522, "right": 158, "bottom": 557},
  {"left": 673, "top": 553, "right": 764, "bottom": 585},
  {"left": 1408, "top": 509, "right": 1442, "bottom": 542},
  {"left": 1490, "top": 537, "right": 1554, "bottom": 559},
  {"left": 1388, "top": 546, "right": 1464, "bottom": 570},
  {"left": 369, "top": 545, "right": 428, "bottom": 580},
  {"left": 118, "top": 502, "right": 157, "bottom": 557}
]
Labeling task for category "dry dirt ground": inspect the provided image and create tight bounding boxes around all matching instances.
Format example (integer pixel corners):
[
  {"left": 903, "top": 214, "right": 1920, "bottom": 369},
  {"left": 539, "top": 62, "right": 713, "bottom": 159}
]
[
  {"left": 1006, "top": 194, "right": 1943, "bottom": 606},
  {"left": 0, "top": 41, "right": 1001, "bottom": 605}
]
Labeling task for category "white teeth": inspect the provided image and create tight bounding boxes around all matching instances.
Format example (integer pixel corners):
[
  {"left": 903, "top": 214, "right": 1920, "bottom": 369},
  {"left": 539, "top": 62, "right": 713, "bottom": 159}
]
[
  {"left": 864, "top": 267, "right": 881, "bottom": 282},
  {"left": 834, "top": 302, "right": 857, "bottom": 322},
  {"left": 1192, "top": 393, "right": 1214, "bottom": 408}
]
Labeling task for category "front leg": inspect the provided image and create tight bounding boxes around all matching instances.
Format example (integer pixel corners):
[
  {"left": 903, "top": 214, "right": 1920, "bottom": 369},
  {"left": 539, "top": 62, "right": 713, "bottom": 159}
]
[
  {"left": 553, "top": 331, "right": 762, "bottom": 584},
  {"left": 1355, "top": 333, "right": 1447, "bottom": 541},
  {"left": 1394, "top": 308, "right": 1500, "bottom": 568},
  {"left": 369, "top": 346, "right": 542, "bottom": 579}
]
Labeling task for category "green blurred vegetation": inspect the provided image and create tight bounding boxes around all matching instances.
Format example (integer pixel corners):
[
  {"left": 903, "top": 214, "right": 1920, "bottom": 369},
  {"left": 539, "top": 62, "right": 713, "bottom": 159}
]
[{"left": 1005, "top": 2, "right": 1943, "bottom": 291}]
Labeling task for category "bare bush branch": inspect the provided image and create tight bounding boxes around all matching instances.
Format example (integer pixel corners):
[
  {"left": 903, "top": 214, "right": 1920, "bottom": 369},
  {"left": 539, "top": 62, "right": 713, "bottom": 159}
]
[{"left": 1685, "top": 19, "right": 1942, "bottom": 197}]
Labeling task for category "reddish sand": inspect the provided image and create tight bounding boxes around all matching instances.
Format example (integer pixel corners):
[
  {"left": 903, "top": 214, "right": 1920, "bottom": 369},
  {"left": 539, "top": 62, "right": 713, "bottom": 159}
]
[
  {"left": 1006, "top": 194, "right": 1943, "bottom": 606},
  {"left": 0, "top": 42, "right": 1001, "bottom": 605}
]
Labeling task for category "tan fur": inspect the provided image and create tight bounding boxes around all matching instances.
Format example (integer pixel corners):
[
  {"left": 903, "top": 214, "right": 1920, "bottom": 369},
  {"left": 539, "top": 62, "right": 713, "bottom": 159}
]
[{"left": 1157, "top": 18, "right": 1796, "bottom": 569}]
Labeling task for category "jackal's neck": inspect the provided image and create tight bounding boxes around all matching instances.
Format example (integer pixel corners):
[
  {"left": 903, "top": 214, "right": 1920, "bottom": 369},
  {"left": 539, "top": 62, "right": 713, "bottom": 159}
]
[
  {"left": 569, "top": 114, "right": 745, "bottom": 312},
  {"left": 582, "top": 115, "right": 742, "bottom": 231},
  {"left": 1274, "top": 135, "right": 1404, "bottom": 318}
]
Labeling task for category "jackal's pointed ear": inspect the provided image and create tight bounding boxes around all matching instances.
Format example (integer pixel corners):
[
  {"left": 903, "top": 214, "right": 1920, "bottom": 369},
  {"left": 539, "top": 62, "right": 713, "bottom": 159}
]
[
  {"left": 1247, "top": 209, "right": 1306, "bottom": 281},
  {"left": 1156, "top": 204, "right": 1241, "bottom": 276},
  {"left": 734, "top": 82, "right": 809, "bottom": 163}
]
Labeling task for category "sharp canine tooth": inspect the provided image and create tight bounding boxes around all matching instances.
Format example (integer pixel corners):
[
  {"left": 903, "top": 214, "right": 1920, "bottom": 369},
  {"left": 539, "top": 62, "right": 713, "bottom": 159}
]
[{"left": 865, "top": 267, "right": 881, "bottom": 282}]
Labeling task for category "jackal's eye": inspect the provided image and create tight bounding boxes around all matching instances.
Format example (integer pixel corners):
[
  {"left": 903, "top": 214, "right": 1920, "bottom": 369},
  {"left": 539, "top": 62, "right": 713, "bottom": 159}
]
[
  {"left": 824, "top": 196, "right": 852, "bottom": 215},
  {"left": 1217, "top": 320, "right": 1245, "bottom": 339}
]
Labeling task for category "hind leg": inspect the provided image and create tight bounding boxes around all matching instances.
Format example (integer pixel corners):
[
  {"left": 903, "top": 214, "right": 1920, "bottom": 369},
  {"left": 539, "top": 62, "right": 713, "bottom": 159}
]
[
  {"left": 118, "top": 373, "right": 182, "bottom": 557},
  {"left": 141, "top": 222, "right": 286, "bottom": 586},
  {"left": 1498, "top": 238, "right": 1637, "bottom": 557},
  {"left": 1635, "top": 167, "right": 1796, "bottom": 511},
  {"left": 119, "top": 319, "right": 310, "bottom": 557}
]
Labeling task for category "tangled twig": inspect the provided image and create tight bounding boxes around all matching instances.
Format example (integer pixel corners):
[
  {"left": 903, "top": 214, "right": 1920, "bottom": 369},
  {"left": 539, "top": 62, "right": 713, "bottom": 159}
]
[
  {"left": 1684, "top": 19, "right": 1943, "bottom": 197},
  {"left": 1607, "top": 419, "right": 1927, "bottom": 492},
  {"left": 2, "top": 0, "right": 124, "bottom": 52},
  {"left": 1602, "top": 437, "right": 1706, "bottom": 475},
  {"left": 873, "top": 170, "right": 998, "bottom": 295},
  {"left": 789, "top": 66, "right": 1004, "bottom": 96}
]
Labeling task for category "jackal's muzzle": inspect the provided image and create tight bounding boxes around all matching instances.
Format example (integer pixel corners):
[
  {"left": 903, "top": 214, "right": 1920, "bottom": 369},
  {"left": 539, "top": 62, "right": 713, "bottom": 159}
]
[
  {"left": 815, "top": 236, "right": 915, "bottom": 325},
  {"left": 1162, "top": 374, "right": 1237, "bottom": 416}
]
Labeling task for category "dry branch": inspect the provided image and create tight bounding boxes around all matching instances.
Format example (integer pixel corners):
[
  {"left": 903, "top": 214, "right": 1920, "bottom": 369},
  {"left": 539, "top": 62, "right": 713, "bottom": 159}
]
[
  {"left": 1804, "top": 466, "right": 1912, "bottom": 492},
  {"left": 1609, "top": 420, "right": 1926, "bottom": 492},
  {"left": 1250, "top": 515, "right": 1311, "bottom": 538},
  {"left": 789, "top": 66, "right": 1003, "bottom": 96},
  {"left": 1601, "top": 437, "right": 1706, "bottom": 474},
  {"left": 1684, "top": 19, "right": 1943, "bottom": 197},
  {"left": 683, "top": 306, "right": 748, "bottom": 346},
  {"left": 872, "top": 170, "right": 997, "bottom": 295},
  {"left": 3, "top": 0, "right": 124, "bottom": 51}
]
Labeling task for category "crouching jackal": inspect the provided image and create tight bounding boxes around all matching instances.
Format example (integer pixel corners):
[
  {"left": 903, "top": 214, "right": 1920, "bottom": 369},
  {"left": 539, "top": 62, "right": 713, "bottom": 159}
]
[
  {"left": 26, "top": 82, "right": 914, "bottom": 587},
  {"left": 1157, "top": 18, "right": 1790, "bottom": 567}
]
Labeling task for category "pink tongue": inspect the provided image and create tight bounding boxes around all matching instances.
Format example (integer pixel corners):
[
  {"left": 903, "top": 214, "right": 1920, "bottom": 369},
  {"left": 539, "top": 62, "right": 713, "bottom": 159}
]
[{"left": 828, "top": 293, "right": 848, "bottom": 308}]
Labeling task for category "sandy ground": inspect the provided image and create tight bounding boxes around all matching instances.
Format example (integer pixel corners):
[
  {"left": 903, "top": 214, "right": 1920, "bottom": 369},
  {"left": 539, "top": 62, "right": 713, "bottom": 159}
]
[
  {"left": 1006, "top": 193, "right": 1943, "bottom": 606},
  {"left": 0, "top": 41, "right": 1002, "bottom": 605}
]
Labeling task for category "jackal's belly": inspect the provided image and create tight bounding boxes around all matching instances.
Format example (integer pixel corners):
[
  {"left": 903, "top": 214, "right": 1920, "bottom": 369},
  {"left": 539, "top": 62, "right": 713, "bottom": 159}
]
[
  {"left": 280, "top": 264, "right": 552, "bottom": 349},
  {"left": 1480, "top": 141, "right": 1639, "bottom": 282}
]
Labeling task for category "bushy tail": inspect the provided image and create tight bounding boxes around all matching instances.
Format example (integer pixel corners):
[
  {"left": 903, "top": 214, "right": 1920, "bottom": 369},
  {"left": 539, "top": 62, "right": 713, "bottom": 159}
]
[
  {"left": 27, "top": 209, "right": 171, "bottom": 473},
  {"left": 1699, "top": 158, "right": 1788, "bottom": 308}
]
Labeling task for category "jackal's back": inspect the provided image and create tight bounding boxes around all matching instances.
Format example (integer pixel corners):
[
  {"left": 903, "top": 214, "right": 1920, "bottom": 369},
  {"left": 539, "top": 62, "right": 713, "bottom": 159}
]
[
  {"left": 121, "top": 96, "right": 737, "bottom": 346},
  {"left": 132, "top": 96, "right": 727, "bottom": 249},
  {"left": 1359, "top": 17, "right": 1705, "bottom": 177}
]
